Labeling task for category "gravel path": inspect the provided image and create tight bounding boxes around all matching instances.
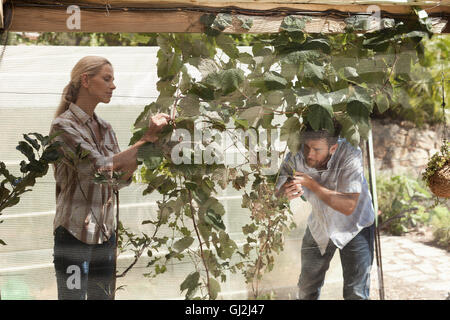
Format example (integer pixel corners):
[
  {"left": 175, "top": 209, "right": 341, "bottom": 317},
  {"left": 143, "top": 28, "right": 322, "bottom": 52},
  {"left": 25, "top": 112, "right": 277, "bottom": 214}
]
[{"left": 369, "top": 232, "right": 450, "bottom": 300}]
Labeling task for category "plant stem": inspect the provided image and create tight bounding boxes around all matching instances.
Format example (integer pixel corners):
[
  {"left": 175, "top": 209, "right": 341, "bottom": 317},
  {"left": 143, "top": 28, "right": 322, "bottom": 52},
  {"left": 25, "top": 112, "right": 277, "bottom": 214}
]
[
  {"left": 116, "top": 222, "right": 161, "bottom": 278},
  {"left": 187, "top": 188, "right": 212, "bottom": 299}
]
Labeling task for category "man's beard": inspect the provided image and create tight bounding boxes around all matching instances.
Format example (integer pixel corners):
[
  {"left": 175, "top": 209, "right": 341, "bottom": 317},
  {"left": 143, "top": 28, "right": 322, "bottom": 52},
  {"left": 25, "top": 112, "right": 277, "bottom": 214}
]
[{"left": 306, "top": 152, "right": 332, "bottom": 170}]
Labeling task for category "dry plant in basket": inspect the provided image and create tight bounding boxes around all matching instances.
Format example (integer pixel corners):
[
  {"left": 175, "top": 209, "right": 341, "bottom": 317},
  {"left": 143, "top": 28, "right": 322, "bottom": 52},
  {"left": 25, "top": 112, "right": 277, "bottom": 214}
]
[{"left": 422, "top": 140, "right": 450, "bottom": 198}]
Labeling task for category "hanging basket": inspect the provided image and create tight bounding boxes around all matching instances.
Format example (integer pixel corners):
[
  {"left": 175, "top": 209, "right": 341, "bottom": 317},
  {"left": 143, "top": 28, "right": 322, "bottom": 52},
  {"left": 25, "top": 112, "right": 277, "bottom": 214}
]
[{"left": 428, "top": 162, "right": 450, "bottom": 198}]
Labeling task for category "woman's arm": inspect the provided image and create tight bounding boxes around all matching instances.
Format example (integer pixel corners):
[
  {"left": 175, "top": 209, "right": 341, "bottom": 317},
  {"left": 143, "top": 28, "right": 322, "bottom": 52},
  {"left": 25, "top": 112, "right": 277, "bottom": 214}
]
[{"left": 113, "top": 113, "right": 170, "bottom": 181}]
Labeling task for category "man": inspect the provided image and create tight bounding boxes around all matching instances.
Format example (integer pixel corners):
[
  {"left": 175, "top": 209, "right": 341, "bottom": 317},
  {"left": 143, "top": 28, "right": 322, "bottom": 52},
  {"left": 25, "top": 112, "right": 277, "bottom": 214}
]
[{"left": 276, "top": 120, "right": 375, "bottom": 300}]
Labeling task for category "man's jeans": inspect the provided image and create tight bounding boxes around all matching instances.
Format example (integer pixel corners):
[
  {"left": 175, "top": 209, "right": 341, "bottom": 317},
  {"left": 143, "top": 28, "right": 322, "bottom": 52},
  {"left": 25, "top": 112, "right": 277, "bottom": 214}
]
[
  {"left": 298, "top": 224, "right": 375, "bottom": 300},
  {"left": 53, "top": 226, "right": 116, "bottom": 300}
]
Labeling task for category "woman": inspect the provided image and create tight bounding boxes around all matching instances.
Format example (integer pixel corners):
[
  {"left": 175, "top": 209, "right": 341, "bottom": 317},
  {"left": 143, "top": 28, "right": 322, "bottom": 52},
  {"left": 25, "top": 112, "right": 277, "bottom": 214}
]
[{"left": 50, "top": 56, "right": 170, "bottom": 300}]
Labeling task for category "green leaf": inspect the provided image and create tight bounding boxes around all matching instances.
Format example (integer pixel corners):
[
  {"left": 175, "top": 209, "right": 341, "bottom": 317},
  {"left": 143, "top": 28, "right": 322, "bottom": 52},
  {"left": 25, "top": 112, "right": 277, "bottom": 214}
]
[
  {"left": 190, "top": 83, "right": 215, "bottom": 101},
  {"left": 304, "top": 92, "right": 334, "bottom": 132},
  {"left": 157, "top": 178, "right": 177, "bottom": 194},
  {"left": 208, "top": 277, "right": 221, "bottom": 300},
  {"left": 180, "top": 67, "right": 192, "bottom": 93},
  {"left": 0, "top": 162, "right": 16, "bottom": 183},
  {"left": 23, "top": 134, "right": 40, "bottom": 151},
  {"left": 211, "top": 13, "right": 233, "bottom": 31},
  {"left": 41, "top": 131, "right": 61, "bottom": 147},
  {"left": 345, "top": 16, "right": 371, "bottom": 31},
  {"left": 179, "top": 94, "right": 201, "bottom": 117},
  {"left": 204, "top": 69, "right": 244, "bottom": 95},
  {"left": 348, "top": 86, "right": 373, "bottom": 111},
  {"left": 216, "top": 33, "right": 239, "bottom": 59},
  {"left": 280, "top": 62, "right": 298, "bottom": 81},
  {"left": 185, "top": 182, "right": 198, "bottom": 191},
  {"left": 238, "top": 106, "right": 265, "bottom": 128},
  {"left": 341, "top": 67, "right": 359, "bottom": 79},
  {"left": 242, "top": 223, "right": 257, "bottom": 235},
  {"left": 306, "top": 104, "right": 334, "bottom": 132},
  {"left": 250, "top": 72, "right": 288, "bottom": 91},
  {"left": 133, "top": 103, "right": 153, "bottom": 129},
  {"left": 238, "top": 16, "right": 254, "bottom": 31},
  {"left": 137, "top": 143, "right": 164, "bottom": 170},
  {"left": 41, "top": 148, "right": 61, "bottom": 163},
  {"left": 336, "top": 113, "right": 360, "bottom": 147},
  {"left": 180, "top": 271, "right": 200, "bottom": 299},
  {"left": 2, "top": 196, "right": 20, "bottom": 211},
  {"left": 280, "top": 16, "right": 310, "bottom": 32},
  {"left": 304, "top": 62, "right": 325, "bottom": 80},
  {"left": 157, "top": 206, "right": 172, "bottom": 224},
  {"left": 347, "top": 101, "right": 370, "bottom": 126},
  {"left": 281, "top": 50, "right": 321, "bottom": 65},
  {"left": 173, "top": 236, "right": 194, "bottom": 253},
  {"left": 237, "top": 52, "right": 254, "bottom": 65},
  {"left": 280, "top": 116, "right": 302, "bottom": 154},
  {"left": 204, "top": 209, "right": 226, "bottom": 231},
  {"left": 157, "top": 80, "right": 178, "bottom": 98},
  {"left": 0, "top": 239, "right": 6, "bottom": 246},
  {"left": 232, "top": 116, "right": 249, "bottom": 130},
  {"left": 16, "top": 141, "right": 35, "bottom": 161},
  {"left": 28, "top": 132, "right": 44, "bottom": 143},
  {"left": 217, "top": 231, "right": 238, "bottom": 259},
  {"left": 221, "top": 69, "right": 245, "bottom": 95},
  {"left": 302, "top": 38, "right": 331, "bottom": 54},
  {"left": 375, "top": 93, "right": 390, "bottom": 114},
  {"left": 157, "top": 50, "right": 183, "bottom": 80},
  {"left": 200, "top": 13, "right": 218, "bottom": 34}
]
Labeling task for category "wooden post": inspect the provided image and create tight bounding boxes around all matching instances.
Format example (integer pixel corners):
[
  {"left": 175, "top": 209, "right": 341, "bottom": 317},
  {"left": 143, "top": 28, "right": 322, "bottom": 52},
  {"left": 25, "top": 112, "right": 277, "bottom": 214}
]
[
  {"left": 0, "top": 0, "right": 4, "bottom": 29},
  {"left": 366, "top": 126, "right": 385, "bottom": 300}
]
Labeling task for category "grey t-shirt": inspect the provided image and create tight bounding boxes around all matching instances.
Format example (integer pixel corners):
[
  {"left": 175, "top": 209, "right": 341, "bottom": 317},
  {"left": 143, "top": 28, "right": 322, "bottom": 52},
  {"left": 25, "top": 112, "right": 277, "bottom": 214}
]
[{"left": 276, "top": 138, "right": 375, "bottom": 255}]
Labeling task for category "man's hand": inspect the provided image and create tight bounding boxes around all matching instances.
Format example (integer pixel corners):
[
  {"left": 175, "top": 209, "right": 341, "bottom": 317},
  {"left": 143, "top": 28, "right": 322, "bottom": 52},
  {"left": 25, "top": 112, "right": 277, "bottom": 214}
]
[
  {"left": 292, "top": 172, "right": 315, "bottom": 189},
  {"left": 292, "top": 171, "right": 360, "bottom": 216},
  {"left": 142, "top": 113, "right": 171, "bottom": 143},
  {"left": 282, "top": 176, "right": 305, "bottom": 201}
]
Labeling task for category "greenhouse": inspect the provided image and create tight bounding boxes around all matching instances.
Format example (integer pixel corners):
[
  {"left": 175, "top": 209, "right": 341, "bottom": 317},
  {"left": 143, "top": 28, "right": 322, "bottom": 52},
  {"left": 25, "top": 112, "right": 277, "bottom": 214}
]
[{"left": 0, "top": 0, "right": 449, "bottom": 302}]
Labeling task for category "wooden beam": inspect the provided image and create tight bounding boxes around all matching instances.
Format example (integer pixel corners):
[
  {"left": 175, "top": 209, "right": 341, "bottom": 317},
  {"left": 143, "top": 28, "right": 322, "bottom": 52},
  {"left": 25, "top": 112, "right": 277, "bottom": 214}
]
[
  {"left": 7, "top": 6, "right": 448, "bottom": 34},
  {"left": 38, "top": 0, "right": 450, "bottom": 12},
  {"left": 9, "top": 0, "right": 450, "bottom": 15}
]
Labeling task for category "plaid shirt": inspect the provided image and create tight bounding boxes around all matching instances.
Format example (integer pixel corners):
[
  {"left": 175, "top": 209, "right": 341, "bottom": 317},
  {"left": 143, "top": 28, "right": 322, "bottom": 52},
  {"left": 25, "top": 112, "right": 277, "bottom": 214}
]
[{"left": 50, "top": 103, "right": 130, "bottom": 244}]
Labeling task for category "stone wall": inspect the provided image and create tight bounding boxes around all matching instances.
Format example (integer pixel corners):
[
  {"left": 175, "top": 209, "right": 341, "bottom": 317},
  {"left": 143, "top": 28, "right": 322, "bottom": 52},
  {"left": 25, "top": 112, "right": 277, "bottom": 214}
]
[{"left": 371, "top": 119, "right": 447, "bottom": 177}]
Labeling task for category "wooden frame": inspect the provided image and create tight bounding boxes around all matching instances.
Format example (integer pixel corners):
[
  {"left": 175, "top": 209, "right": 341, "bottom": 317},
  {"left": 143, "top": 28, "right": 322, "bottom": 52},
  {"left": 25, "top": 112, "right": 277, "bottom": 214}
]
[
  {"left": 2, "top": 1, "right": 449, "bottom": 33},
  {"left": 11, "top": 0, "right": 450, "bottom": 11},
  {"left": 0, "top": 0, "right": 5, "bottom": 29}
]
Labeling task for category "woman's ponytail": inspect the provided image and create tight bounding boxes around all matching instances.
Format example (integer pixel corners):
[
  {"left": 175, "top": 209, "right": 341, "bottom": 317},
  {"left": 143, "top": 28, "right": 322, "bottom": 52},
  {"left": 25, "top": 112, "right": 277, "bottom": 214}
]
[{"left": 55, "top": 81, "right": 80, "bottom": 118}]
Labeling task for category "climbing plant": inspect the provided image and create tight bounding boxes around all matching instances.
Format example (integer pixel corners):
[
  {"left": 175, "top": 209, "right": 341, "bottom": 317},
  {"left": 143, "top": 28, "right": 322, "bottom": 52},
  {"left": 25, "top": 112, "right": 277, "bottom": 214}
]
[
  {"left": 0, "top": 133, "right": 62, "bottom": 245},
  {"left": 112, "top": 10, "right": 434, "bottom": 299}
]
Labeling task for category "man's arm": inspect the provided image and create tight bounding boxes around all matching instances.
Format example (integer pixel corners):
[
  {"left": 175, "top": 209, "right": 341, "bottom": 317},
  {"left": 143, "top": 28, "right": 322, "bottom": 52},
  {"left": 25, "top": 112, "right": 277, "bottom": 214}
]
[{"left": 288, "top": 172, "right": 359, "bottom": 216}]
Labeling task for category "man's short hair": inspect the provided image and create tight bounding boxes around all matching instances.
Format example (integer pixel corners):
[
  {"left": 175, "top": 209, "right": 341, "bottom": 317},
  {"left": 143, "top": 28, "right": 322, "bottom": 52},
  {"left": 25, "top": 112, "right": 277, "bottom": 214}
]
[{"left": 301, "top": 118, "right": 342, "bottom": 147}]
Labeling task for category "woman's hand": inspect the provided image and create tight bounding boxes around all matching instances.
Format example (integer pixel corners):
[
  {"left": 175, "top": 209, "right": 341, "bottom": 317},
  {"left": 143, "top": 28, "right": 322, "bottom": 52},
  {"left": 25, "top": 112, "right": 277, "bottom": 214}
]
[{"left": 142, "top": 113, "right": 171, "bottom": 143}]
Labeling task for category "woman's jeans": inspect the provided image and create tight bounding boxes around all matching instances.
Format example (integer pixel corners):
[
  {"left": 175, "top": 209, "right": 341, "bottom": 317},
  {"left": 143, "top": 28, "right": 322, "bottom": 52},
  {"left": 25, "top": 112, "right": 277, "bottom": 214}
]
[
  {"left": 298, "top": 224, "right": 375, "bottom": 300},
  {"left": 53, "top": 226, "right": 116, "bottom": 300}
]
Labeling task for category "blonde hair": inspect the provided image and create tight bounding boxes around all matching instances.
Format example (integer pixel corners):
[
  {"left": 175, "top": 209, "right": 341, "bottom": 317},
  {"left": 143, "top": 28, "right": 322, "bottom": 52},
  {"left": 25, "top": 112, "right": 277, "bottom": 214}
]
[{"left": 55, "top": 56, "right": 112, "bottom": 118}]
